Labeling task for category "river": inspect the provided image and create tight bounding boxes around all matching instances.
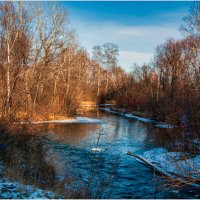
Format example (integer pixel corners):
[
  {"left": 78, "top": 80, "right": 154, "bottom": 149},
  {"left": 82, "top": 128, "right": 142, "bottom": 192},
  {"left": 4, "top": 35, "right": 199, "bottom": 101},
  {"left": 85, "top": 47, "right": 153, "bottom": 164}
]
[{"left": 28, "top": 110, "right": 199, "bottom": 198}]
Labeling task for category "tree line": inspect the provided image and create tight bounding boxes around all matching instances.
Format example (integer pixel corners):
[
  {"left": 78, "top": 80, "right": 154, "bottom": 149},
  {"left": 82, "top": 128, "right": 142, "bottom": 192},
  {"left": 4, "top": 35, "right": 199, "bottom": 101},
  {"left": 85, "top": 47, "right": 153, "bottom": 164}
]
[
  {"left": 103, "top": 3, "right": 200, "bottom": 130},
  {"left": 0, "top": 1, "right": 200, "bottom": 131},
  {"left": 0, "top": 2, "right": 119, "bottom": 120}
]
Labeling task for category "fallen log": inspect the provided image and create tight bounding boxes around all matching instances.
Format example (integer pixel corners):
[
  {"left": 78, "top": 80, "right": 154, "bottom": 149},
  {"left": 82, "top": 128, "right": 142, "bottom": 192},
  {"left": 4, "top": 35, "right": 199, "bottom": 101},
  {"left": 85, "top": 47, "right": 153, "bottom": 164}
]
[{"left": 127, "top": 151, "right": 200, "bottom": 189}]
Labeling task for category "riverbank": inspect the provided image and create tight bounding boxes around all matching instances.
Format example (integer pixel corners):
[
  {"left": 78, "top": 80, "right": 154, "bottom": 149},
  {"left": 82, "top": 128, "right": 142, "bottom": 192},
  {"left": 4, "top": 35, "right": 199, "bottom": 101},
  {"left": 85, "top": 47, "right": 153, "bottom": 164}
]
[
  {"left": 15, "top": 110, "right": 104, "bottom": 125},
  {"left": 0, "top": 178, "right": 61, "bottom": 199},
  {"left": 16, "top": 112, "right": 75, "bottom": 121},
  {"left": 99, "top": 107, "right": 175, "bottom": 129},
  {"left": 128, "top": 147, "right": 200, "bottom": 189},
  {"left": 21, "top": 117, "right": 103, "bottom": 125}
]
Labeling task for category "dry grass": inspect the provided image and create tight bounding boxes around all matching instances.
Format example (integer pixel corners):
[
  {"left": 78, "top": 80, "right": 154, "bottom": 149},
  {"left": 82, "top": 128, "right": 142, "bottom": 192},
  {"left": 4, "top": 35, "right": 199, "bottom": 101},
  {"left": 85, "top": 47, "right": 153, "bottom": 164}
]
[{"left": 16, "top": 111, "right": 73, "bottom": 122}]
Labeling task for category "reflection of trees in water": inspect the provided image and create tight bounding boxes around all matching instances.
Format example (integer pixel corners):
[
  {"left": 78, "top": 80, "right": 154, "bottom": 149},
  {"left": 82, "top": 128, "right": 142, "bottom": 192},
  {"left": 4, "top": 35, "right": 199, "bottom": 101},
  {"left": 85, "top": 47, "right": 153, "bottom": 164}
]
[
  {"left": 0, "top": 122, "right": 119, "bottom": 198},
  {"left": 0, "top": 124, "right": 72, "bottom": 196},
  {"left": 27, "top": 123, "right": 99, "bottom": 145}
]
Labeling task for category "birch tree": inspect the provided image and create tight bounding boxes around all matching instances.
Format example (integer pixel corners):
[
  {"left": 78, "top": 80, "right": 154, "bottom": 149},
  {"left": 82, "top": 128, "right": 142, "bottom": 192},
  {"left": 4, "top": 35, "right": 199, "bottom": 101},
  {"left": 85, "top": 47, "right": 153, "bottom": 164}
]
[
  {"left": 92, "top": 45, "right": 103, "bottom": 98},
  {"left": 0, "top": 2, "right": 32, "bottom": 118},
  {"left": 102, "top": 43, "right": 119, "bottom": 94}
]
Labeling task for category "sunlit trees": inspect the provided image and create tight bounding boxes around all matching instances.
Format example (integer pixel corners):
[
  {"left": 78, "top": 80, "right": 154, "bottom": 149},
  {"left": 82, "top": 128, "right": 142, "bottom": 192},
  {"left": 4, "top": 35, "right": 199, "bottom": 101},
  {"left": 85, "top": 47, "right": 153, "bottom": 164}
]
[
  {"left": 109, "top": 66, "right": 137, "bottom": 108},
  {"left": 102, "top": 42, "right": 119, "bottom": 94},
  {"left": 91, "top": 42, "right": 119, "bottom": 103},
  {"left": 109, "top": 3, "right": 200, "bottom": 127},
  {"left": 30, "top": 4, "right": 67, "bottom": 117},
  {"left": 0, "top": 0, "right": 199, "bottom": 128},
  {"left": 0, "top": 2, "right": 32, "bottom": 118},
  {"left": 152, "top": 39, "right": 188, "bottom": 122},
  {"left": 0, "top": 2, "right": 102, "bottom": 120},
  {"left": 92, "top": 45, "right": 103, "bottom": 99}
]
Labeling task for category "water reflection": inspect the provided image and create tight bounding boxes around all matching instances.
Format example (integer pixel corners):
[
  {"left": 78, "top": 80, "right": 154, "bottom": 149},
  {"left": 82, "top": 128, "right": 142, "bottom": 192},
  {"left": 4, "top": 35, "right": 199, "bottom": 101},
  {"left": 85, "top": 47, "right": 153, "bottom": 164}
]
[
  {"left": 0, "top": 130, "right": 58, "bottom": 189},
  {"left": 28, "top": 123, "right": 99, "bottom": 146},
  {"left": 17, "top": 111, "right": 200, "bottom": 198},
  {"left": 27, "top": 116, "right": 151, "bottom": 152}
]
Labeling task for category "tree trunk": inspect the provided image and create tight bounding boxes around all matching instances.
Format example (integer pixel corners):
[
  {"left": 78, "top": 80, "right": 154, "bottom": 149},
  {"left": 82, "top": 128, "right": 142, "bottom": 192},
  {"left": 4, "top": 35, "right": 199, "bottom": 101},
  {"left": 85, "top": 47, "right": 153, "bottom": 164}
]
[{"left": 6, "top": 38, "right": 11, "bottom": 115}]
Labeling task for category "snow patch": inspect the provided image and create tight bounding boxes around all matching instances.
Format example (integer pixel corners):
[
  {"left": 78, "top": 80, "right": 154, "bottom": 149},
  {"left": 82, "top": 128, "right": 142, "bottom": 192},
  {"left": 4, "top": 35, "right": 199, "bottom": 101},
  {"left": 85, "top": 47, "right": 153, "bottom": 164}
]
[
  {"left": 0, "top": 178, "right": 60, "bottom": 199},
  {"left": 100, "top": 107, "right": 176, "bottom": 128},
  {"left": 140, "top": 148, "right": 200, "bottom": 180},
  {"left": 98, "top": 104, "right": 113, "bottom": 106},
  {"left": 100, "top": 108, "right": 124, "bottom": 116},
  {"left": 154, "top": 122, "right": 175, "bottom": 129},
  {"left": 100, "top": 108, "right": 154, "bottom": 123},
  {"left": 22, "top": 117, "right": 103, "bottom": 125},
  {"left": 124, "top": 113, "right": 154, "bottom": 123}
]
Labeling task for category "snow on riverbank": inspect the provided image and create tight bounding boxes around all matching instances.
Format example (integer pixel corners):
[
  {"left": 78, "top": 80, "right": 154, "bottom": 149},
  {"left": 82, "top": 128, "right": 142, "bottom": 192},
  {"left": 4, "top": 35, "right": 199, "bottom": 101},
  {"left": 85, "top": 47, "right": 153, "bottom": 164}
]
[
  {"left": 100, "top": 108, "right": 153, "bottom": 122},
  {"left": 100, "top": 107, "right": 174, "bottom": 128},
  {"left": 154, "top": 122, "right": 175, "bottom": 129},
  {"left": 98, "top": 104, "right": 113, "bottom": 107},
  {"left": 0, "top": 178, "right": 60, "bottom": 199},
  {"left": 123, "top": 113, "right": 154, "bottom": 123},
  {"left": 137, "top": 148, "right": 200, "bottom": 180},
  {"left": 100, "top": 108, "right": 124, "bottom": 116},
  {"left": 22, "top": 117, "right": 103, "bottom": 125}
]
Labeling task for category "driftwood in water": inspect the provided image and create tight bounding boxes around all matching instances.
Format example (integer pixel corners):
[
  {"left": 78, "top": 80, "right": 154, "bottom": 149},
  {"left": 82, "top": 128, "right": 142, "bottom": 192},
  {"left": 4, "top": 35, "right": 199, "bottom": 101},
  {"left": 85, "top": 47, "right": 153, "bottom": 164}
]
[{"left": 127, "top": 151, "right": 200, "bottom": 189}]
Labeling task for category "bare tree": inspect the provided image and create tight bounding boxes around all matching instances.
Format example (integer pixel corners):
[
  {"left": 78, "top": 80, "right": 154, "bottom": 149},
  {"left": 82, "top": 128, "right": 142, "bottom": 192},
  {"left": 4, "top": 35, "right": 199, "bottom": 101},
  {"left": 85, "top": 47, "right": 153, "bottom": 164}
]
[
  {"left": 102, "top": 43, "right": 119, "bottom": 94},
  {"left": 0, "top": 2, "right": 32, "bottom": 118},
  {"left": 92, "top": 45, "right": 103, "bottom": 99}
]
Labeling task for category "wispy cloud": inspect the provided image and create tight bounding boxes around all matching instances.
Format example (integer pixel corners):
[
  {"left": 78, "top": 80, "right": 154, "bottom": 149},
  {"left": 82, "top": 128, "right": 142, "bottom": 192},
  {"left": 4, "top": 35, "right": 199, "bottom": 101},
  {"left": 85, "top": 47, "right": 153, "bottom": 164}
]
[
  {"left": 66, "top": 6, "right": 186, "bottom": 70},
  {"left": 70, "top": 20, "right": 183, "bottom": 69},
  {"left": 120, "top": 51, "right": 153, "bottom": 69}
]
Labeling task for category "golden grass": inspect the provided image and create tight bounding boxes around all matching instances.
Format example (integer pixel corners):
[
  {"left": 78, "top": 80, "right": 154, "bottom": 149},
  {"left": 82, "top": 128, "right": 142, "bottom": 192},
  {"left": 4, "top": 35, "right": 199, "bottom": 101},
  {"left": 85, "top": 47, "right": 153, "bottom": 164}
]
[{"left": 16, "top": 111, "right": 73, "bottom": 122}]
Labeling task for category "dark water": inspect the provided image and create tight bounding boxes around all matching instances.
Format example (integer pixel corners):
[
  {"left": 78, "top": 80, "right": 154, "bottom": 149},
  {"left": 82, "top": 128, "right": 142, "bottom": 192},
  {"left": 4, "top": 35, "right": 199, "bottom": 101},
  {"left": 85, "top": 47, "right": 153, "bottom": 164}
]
[{"left": 30, "top": 110, "right": 200, "bottom": 199}]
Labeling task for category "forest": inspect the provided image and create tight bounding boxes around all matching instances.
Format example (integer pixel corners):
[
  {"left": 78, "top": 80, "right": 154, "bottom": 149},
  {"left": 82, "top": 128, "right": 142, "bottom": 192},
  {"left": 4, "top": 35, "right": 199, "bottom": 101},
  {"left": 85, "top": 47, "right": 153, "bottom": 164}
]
[{"left": 0, "top": 1, "right": 199, "bottom": 131}]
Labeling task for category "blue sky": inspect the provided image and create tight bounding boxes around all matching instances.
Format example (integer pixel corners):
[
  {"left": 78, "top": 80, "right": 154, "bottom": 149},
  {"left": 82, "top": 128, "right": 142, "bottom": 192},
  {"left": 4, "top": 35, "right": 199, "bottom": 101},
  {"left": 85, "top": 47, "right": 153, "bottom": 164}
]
[{"left": 58, "top": 1, "right": 193, "bottom": 71}]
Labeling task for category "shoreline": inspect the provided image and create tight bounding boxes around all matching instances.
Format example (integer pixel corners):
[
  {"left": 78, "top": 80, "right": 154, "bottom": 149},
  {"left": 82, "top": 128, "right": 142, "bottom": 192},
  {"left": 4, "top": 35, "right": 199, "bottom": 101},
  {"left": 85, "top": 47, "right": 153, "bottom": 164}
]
[
  {"left": 21, "top": 117, "right": 103, "bottom": 125},
  {"left": 128, "top": 147, "right": 200, "bottom": 189},
  {"left": 99, "top": 107, "right": 177, "bottom": 129}
]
